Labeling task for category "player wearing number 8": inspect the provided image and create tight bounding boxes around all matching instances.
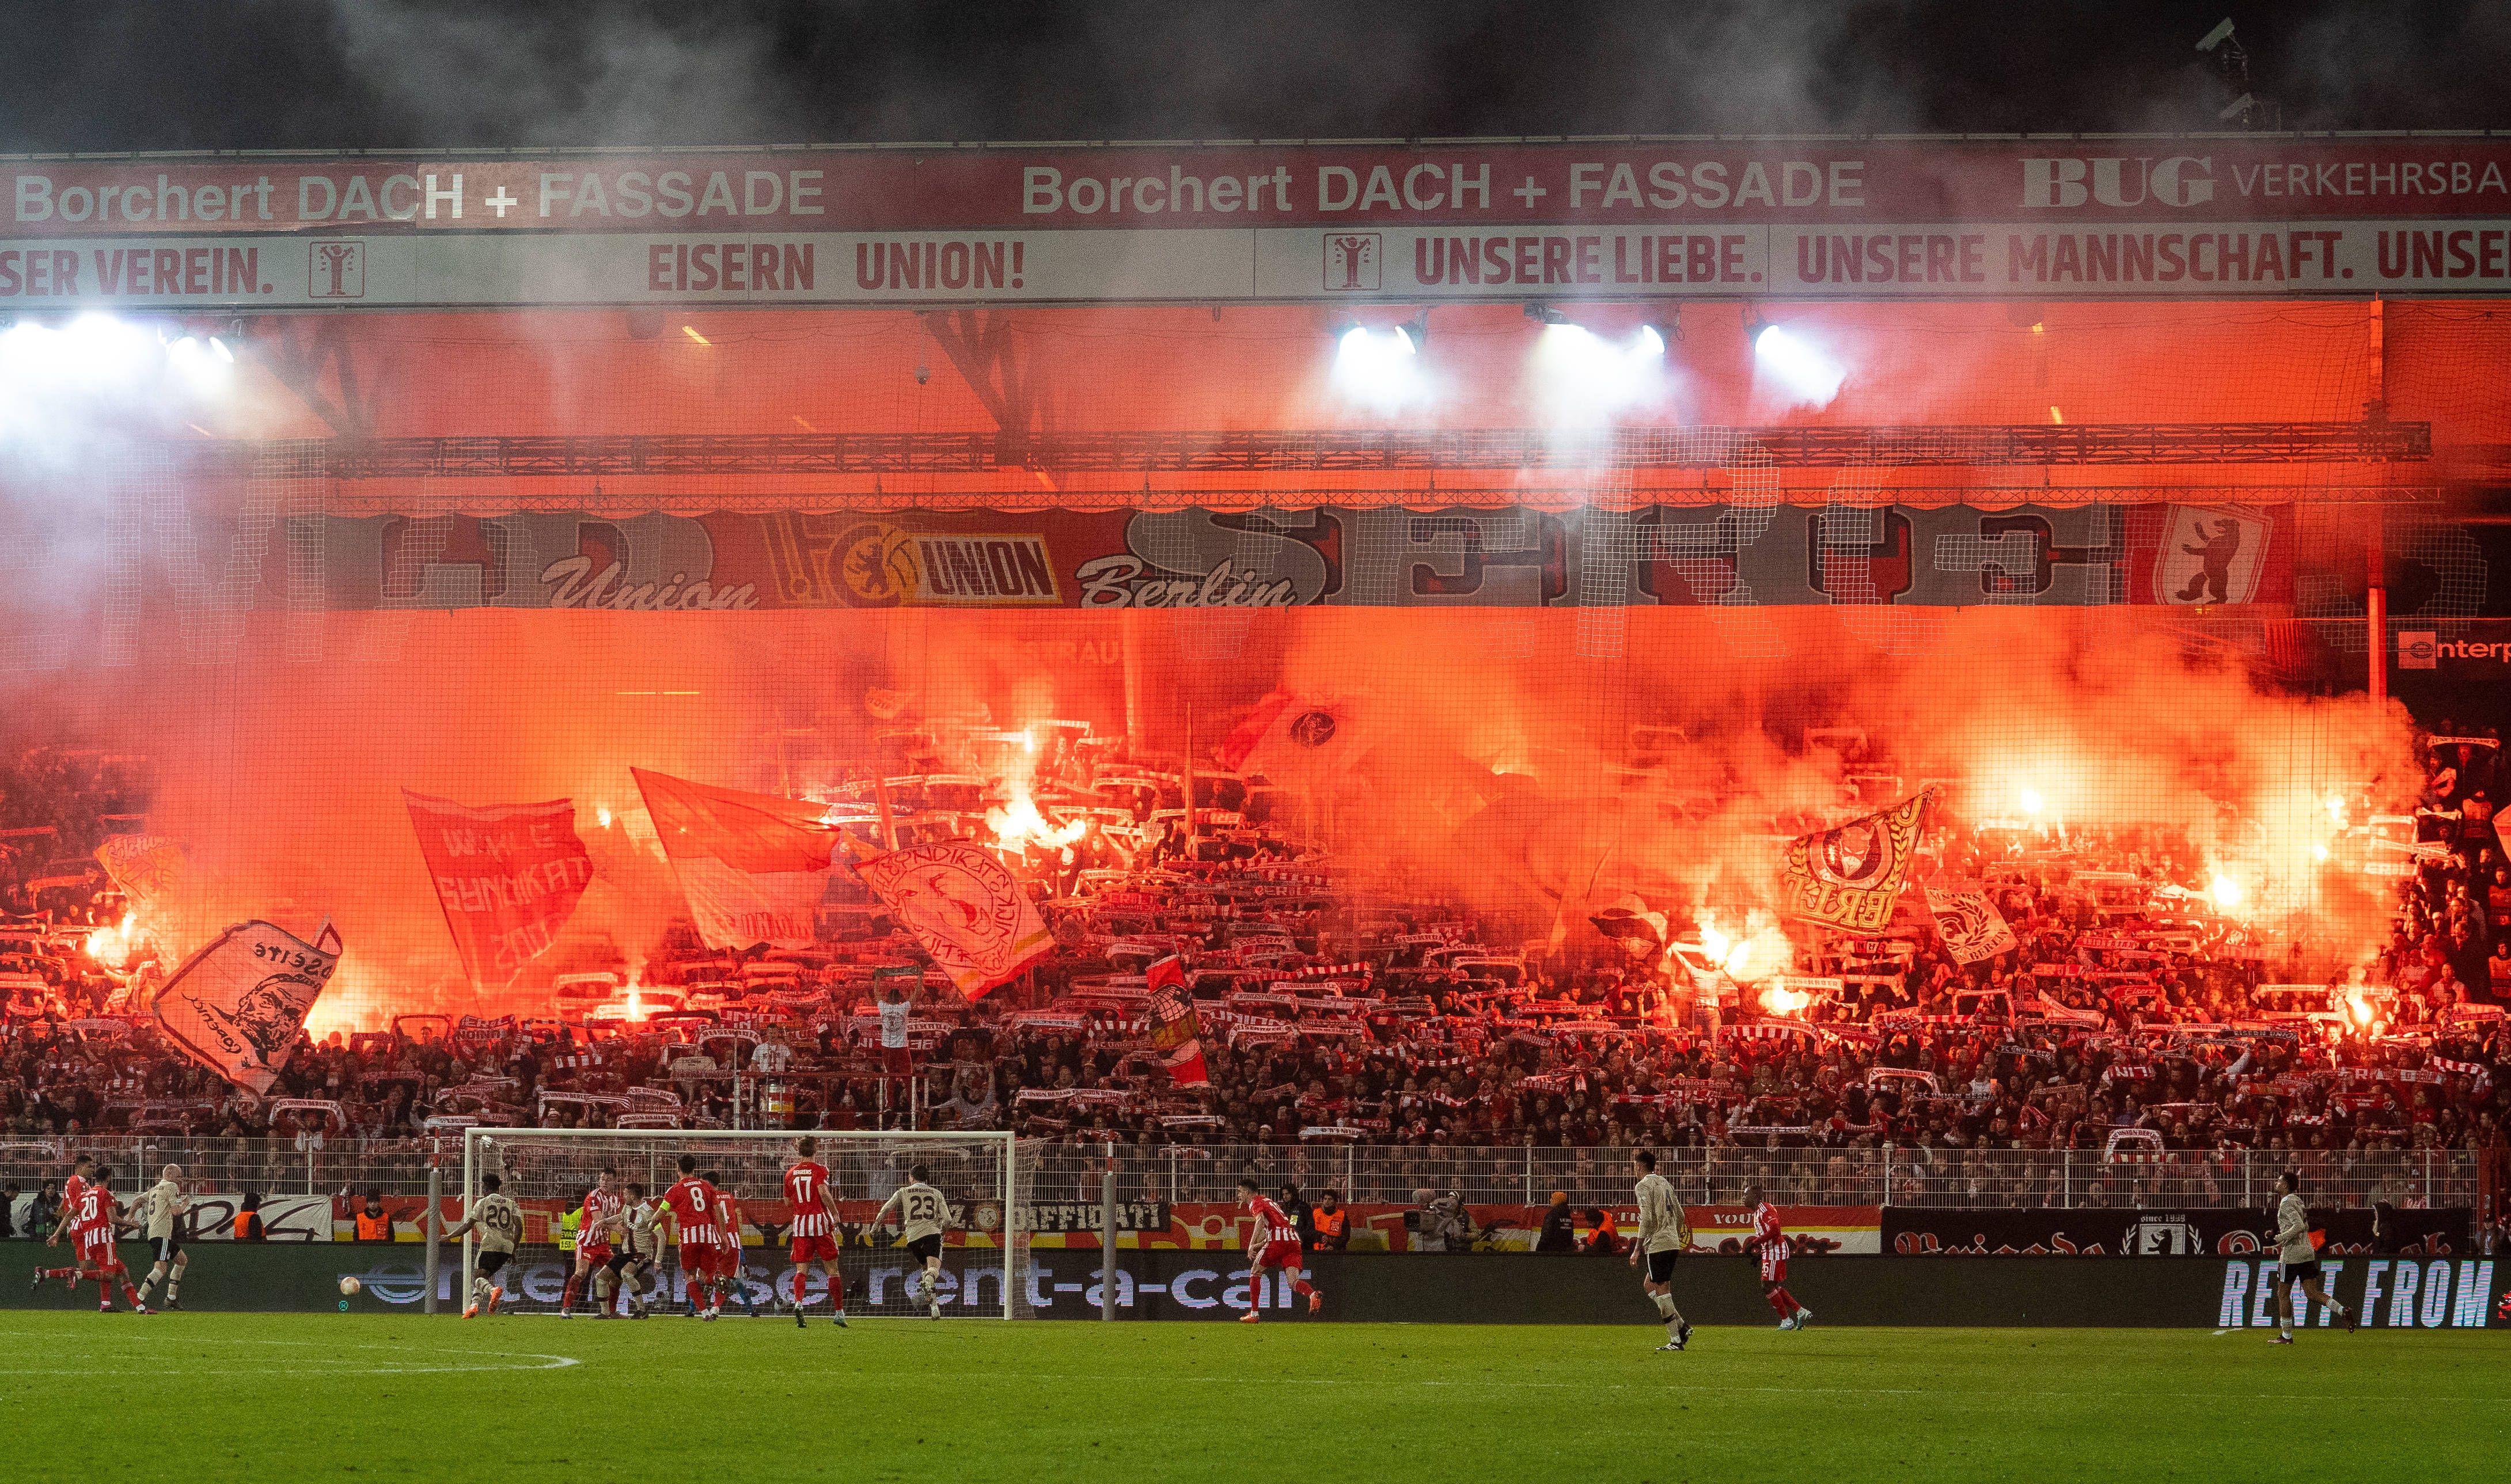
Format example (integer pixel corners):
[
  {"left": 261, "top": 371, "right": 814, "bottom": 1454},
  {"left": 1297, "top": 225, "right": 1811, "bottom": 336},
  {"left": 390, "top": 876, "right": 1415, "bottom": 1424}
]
[{"left": 873, "top": 1164, "right": 958, "bottom": 1318}]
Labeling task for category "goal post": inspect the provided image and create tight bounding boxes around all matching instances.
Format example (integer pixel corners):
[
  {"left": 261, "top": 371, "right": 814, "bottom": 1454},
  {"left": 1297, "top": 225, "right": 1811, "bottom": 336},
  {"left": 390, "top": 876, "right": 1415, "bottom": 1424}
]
[{"left": 456, "top": 1128, "right": 1029, "bottom": 1320}]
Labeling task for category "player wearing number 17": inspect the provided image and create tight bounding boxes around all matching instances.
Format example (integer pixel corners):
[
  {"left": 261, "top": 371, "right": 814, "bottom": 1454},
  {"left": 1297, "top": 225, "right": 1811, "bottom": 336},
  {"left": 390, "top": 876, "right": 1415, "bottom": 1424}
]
[
  {"left": 781, "top": 1137, "right": 848, "bottom": 1329},
  {"left": 1235, "top": 1176, "right": 1321, "bottom": 1323},
  {"left": 1746, "top": 1183, "right": 1812, "bottom": 1331}
]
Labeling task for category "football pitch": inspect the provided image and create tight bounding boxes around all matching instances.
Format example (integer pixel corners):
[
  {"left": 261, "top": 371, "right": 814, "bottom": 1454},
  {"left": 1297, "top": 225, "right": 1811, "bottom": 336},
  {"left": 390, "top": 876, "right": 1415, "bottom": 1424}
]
[{"left": 3, "top": 1314, "right": 2504, "bottom": 1481}]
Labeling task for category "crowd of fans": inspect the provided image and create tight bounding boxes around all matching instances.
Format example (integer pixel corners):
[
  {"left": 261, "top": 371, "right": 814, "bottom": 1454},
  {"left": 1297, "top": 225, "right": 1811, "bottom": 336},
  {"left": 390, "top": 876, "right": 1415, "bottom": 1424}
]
[{"left": 2, "top": 727, "right": 2505, "bottom": 1219}]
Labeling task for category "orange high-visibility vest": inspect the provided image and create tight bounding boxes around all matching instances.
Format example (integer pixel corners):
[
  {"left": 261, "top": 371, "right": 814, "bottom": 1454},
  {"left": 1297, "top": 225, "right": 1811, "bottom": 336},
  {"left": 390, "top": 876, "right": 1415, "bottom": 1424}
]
[{"left": 355, "top": 1210, "right": 392, "bottom": 1241}]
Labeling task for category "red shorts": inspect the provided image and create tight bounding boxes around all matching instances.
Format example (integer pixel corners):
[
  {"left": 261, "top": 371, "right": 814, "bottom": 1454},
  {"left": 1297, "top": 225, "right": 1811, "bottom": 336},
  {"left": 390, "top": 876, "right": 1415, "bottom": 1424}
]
[
  {"left": 790, "top": 1233, "right": 839, "bottom": 1264},
  {"left": 716, "top": 1242, "right": 744, "bottom": 1270},
  {"left": 578, "top": 1242, "right": 613, "bottom": 1266},
  {"left": 77, "top": 1231, "right": 120, "bottom": 1269},
  {"left": 1760, "top": 1254, "right": 1788, "bottom": 1285},
  {"left": 882, "top": 1045, "right": 914, "bottom": 1076},
  {"left": 1252, "top": 1239, "right": 1302, "bottom": 1271},
  {"left": 678, "top": 1244, "right": 716, "bottom": 1278}
]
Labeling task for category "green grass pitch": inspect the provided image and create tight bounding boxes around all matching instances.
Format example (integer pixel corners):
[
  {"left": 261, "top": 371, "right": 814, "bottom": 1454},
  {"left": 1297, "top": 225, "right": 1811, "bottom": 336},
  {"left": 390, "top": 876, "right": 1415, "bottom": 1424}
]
[{"left": 3, "top": 1314, "right": 2504, "bottom": 1481}]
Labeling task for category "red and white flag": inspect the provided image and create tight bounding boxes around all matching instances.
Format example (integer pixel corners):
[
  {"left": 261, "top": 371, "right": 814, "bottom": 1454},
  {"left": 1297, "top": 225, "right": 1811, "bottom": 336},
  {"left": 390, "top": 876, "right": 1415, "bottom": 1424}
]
[
  {"left": 851, "top": 840, "right": 1050, "bottom": 997},
  {"left": 1925, "top": 880, "right": 2019, "bottom": 964},
  {"left": 1215, "top": 691, "right": 1364, "bottom": 779},
  {"left": 402, "top": 791, "right": 595, "bottom": 986},
  {"left": 93, "top": 833, "right": 190, "bottom": 915},
  {"left": 632, "top": 768, "right": 840, "bottom": 950},
  {"left": 153, "top": 919, "right": 340, "bottom": 1095},
  {"left": 1144, "top": 953, "right": 1210, "bottom": 1087}
]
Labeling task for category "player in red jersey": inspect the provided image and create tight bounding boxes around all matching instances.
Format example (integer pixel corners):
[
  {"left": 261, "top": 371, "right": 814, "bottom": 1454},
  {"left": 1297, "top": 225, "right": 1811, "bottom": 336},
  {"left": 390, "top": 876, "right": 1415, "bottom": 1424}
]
[
  {"left": 560, "top": 1168, "right": 625, "bottom": 1319},
  {"left": 30, "top": 1156, "right": 97, "bottom": 1296},
  {"left": 35, "top": 1166, "right": 144, "bottom": 1312},
  {"left": 659, "top": 1156, "right": 720, "bottom": 1319},
  {"left": 1744, "top": 1183, "right": 1812, "bottom": 1330},
  {"left": 1235, "top": 1177, "right": 1320, "bottom": 1323},
  {"left": 781, "top": 1136, "right": 847, "bottom": 1329},
  {"left": 708, "top": 1172, "right": 762, "bottom": 1317}
]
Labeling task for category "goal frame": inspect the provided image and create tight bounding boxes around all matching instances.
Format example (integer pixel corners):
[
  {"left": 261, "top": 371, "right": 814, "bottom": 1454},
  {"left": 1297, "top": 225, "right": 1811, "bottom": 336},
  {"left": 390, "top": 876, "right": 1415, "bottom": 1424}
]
[{"left": 457, "top": 1126, "right": 1024, "bottom": 1320}]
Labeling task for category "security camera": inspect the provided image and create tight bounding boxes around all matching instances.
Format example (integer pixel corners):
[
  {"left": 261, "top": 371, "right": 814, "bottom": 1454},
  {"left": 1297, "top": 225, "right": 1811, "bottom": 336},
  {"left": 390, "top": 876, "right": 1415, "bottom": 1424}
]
[{"left": 2196, "top": 17, "right": 2235, "bottom": 52}]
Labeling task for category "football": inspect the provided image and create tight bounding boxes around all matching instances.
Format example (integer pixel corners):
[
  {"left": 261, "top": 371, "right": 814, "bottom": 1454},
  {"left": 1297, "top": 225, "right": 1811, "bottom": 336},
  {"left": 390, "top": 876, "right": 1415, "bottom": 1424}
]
[{"left": 338, "top": 1277, "right": 362, "bottom": 1297}]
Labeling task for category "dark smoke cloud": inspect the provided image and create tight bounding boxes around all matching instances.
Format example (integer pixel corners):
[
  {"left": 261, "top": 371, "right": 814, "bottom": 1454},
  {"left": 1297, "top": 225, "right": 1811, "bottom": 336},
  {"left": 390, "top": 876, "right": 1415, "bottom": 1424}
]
[{"left": 2, "top": 1, "right": 2505, "bottom": 151}]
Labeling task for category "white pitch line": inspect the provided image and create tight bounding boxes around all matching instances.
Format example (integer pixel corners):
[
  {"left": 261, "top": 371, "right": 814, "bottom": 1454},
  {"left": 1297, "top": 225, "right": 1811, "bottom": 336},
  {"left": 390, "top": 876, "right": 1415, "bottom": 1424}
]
[{"left": 624, "top": 1367, "right": 2510, "bottom": 1407}]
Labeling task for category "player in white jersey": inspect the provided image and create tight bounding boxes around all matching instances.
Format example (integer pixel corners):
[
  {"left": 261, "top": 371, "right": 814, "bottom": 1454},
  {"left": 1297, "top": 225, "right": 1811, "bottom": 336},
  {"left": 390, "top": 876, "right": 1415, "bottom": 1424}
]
[
  {"left": 872, "top": 1163, "right": 958, "bottom": 1318},
  {"left": 1628, "top": 1150, "right": 1693, "bottom": 1352},
  {"left": 132, "top": 1164, "right": 192, "bottom": 1312},
  {"left": 443, "top": 1174, "right": 525, "bottom": 1318},
  {"left": 2268, "top": 1169, "right": 2357, "bottom": 1343},
  {"left": 604, "top": 1183, "right": 659, "bottom": 1318}
]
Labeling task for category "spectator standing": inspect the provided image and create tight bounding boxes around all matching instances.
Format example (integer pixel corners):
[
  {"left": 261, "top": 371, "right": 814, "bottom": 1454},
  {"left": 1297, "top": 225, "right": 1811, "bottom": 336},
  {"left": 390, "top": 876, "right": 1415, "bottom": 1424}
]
[{"left": 1277, "top": 1183, "right": 1315, "bottom": 1252}]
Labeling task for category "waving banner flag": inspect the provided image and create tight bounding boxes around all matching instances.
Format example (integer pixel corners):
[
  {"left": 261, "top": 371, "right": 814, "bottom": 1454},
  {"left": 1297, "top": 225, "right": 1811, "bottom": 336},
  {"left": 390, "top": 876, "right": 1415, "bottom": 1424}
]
[
  {"left": 850, "top": 840, "right": 1050, "bottom": 997},
  {"left": 1216, "top": 691, "right": 1366, "bottom": 780},
  {"left": 631, "top": 768, "right": 839, "bottom": 950},
  {"left": 1778, "top": 787, "right": 1936, "bottom": 932},
  {"left": 153, "top": 919, "right": 340, "bottom": 1095},
  {"left": 1926, "top": 880, "right": 2020, "bottom": 963},
  {"left": 1144, "top": 954, "right": 1211, "bottom": 1087},
  {"left": 93, "top": 833, "right": 190, "bottom": 915},
  {"left": 401, "top": 792, "right": 594, "bottom": 986}
]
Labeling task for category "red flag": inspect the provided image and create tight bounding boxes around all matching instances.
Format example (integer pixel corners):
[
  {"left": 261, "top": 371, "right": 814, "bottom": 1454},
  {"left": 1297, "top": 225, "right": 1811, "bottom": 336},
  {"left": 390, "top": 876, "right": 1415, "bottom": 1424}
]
[
  {"left": 402, "top": 792, "right": 595, "bottom": 987},
  {"left": 631, "top": 768, "right": 840, "bottom": 949},
  {"left": 1144, "top": 953, "right": 1209, "bottom": 1087},
  {"left": 851, "top": 840, "right": 1051, "bottom": 997},
  {"left": 153, "top": 919, "right": 340, "bottom": 1095},
  {"left": 1215, "top": 691, "right": 1363, "bottom": 779}
]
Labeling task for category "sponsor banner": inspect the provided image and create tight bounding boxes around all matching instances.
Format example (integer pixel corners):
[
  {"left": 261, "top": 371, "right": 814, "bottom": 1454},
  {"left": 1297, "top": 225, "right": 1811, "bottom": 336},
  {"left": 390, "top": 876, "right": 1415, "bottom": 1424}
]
[
  {"left": 1884, "top": 1206, "right": 2472, "bottom": 1258},
  {"left": 6, "top": 223, "right": 2511, "bottom": 307},
  {"left": 14, "top": 1239, "right": 2501, "bottom": 1330},
  {"left": 8, "top": 142, "right": 2511, "bottom": 305},
  {"left": 401, "top": 792, "right": 593, "bottom": 987},
  {"left": 150, "top": 919, "right": 340, "bottom": 1095},
  {"left": 253, "top": 504, "right": 2300, "bottom": 613}
]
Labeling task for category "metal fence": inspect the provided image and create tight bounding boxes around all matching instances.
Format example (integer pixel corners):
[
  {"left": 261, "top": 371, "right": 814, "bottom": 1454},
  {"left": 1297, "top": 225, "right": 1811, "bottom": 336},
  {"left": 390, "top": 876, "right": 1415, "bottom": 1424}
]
[
  {"left": 1011, "top": 1143, "right": 2480, "bottom": 1213},
  {"left": 0, "top": 1136, "right": 2480, "bottom": 1216}
]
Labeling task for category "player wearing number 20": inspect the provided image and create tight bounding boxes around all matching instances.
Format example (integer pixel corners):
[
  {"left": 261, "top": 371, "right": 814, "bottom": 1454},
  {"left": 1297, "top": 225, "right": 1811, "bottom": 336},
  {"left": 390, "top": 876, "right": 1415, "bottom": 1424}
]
[{"left": 872, "top": 1164, "right": 958, "bottom": 1319}]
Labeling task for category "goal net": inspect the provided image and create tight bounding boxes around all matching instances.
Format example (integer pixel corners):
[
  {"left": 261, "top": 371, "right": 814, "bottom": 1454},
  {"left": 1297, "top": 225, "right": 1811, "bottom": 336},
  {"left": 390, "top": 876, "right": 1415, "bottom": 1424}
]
[{"left": 457, "top": 1128, "right": 1030, "bottom": 1320}]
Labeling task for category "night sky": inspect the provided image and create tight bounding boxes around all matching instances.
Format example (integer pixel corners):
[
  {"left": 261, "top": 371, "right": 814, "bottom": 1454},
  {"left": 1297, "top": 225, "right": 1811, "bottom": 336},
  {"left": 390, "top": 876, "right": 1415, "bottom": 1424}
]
[{"left": 3, "top": 1, "right": 2506, "bottom": 154}]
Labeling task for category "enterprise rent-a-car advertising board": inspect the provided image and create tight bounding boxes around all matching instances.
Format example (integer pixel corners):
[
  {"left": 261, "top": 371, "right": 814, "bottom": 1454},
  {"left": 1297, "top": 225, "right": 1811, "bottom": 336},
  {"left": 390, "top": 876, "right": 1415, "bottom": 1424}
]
[
  {"left": 7, "top": 1244, "right": 2505, "bottom": 1327},
  {"left": 12, "top": 138, "right": 2511, "bottom": 308}
]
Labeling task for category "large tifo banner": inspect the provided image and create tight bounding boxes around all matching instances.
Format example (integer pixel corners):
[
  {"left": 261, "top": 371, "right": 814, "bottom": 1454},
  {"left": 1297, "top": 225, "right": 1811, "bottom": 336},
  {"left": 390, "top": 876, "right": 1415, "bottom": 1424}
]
[
  {"left": 266, "top": 503, "right": 2296, "bottom": 611},
  {"left": 7, "top": 139, "right": 2511, "bottom": 306}
]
